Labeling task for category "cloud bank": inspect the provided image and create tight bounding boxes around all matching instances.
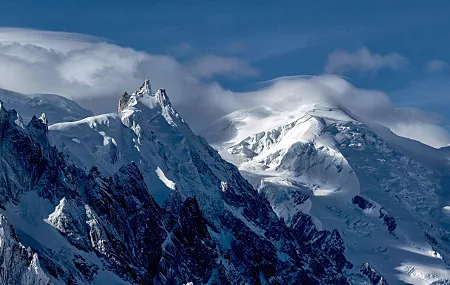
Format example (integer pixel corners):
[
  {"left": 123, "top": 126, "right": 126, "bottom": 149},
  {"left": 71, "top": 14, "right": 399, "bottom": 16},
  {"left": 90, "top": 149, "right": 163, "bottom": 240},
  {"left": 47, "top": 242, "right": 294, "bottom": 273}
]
[
  {"left": 0, "top": 28, "right": 448, "bottom": 148},
  {"left": 324, "top": 47, "right": 408, "bottom": 75}
]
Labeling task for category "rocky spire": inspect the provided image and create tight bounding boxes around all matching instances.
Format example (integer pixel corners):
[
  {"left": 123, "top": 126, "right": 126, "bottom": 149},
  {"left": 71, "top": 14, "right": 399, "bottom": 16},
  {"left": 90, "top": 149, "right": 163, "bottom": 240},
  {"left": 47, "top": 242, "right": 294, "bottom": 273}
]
[
  {"left": 118, "top": 78, "right": 154, "bottom": 113},
  {"left": 118, "top": 92, "right": 130, "bottom": 113},
  {"left": 39, "top": 113, "right": 47, "bottom": 125},
  {"left": 143, "top": 76, "right": 152, "bottom": 95},
  {"left": 134, "top": 77, "right": 152, "bottom": 96}
]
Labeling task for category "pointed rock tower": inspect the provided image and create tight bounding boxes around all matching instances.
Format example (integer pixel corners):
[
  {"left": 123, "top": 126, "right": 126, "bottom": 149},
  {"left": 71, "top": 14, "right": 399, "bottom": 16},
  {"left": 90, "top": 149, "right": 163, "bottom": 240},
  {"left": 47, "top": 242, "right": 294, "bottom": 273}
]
[
  {"left": 118, "top": 77, "right": 153, "bottom": 112},
  {"left": 118, "top": 92, "right": 130, "bottom": 113},
  {"left": 134, "top": 77, "right": 152, "bottom": 97}
]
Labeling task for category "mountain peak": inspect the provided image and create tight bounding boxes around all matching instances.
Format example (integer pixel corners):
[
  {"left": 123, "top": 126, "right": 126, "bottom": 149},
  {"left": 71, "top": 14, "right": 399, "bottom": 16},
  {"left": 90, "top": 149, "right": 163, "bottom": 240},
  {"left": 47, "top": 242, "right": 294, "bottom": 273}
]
[
  {"left": 133, "top": 77, "right": 152, "bottom": 97},
  {"left": 119, "top": 78, "right": 157, "bottom": 112},
  {"left": 118, "top": 78, "right": 176, "bottom": 116}
]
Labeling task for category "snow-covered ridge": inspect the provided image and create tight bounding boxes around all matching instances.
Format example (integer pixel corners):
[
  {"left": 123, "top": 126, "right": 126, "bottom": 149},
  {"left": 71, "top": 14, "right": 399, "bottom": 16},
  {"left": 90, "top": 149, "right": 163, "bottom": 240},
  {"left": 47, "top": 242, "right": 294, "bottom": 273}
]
[{"left": 0, "top": 88, "right": 93, "bottom": 124}]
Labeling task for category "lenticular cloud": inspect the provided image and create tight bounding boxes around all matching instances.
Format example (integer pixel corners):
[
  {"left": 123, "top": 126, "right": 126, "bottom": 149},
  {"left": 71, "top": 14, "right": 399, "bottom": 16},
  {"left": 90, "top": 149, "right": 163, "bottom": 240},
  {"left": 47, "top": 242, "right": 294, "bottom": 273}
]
[{"left": 0, "top": 28, "right": 103, "bottom": 51}]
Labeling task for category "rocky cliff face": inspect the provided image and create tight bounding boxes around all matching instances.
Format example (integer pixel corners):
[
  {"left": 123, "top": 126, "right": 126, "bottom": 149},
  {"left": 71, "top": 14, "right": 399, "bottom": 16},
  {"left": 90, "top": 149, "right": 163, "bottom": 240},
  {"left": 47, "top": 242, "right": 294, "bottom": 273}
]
[{"left": 0, "top": 82, "right": 351, "bottom": 284}]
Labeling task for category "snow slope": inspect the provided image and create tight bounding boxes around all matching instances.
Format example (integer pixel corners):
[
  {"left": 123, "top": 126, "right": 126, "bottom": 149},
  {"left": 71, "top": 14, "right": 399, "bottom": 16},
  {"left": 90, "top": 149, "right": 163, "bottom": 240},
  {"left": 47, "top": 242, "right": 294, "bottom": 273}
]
[
  {"left": 204, "top": 103, "right": 450, "bottom": 285},
  {"left": 0, "top": 88, "right": 93, "bottom": 124}
]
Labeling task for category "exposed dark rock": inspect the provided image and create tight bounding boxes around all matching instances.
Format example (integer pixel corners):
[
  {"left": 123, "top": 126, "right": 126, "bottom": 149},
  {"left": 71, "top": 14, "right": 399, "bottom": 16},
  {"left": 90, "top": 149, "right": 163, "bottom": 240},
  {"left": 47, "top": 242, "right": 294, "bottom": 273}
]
[
  {"left": 352, "top": 195, "right": 374, "bottom": 210},
  {"left": 352, "top": 195, "right": 396, "bottom": 233},
  {"left": 379, "top": 208, "right": 397, "bottom": 233},
  {"left": 290, "top": 211, "right": 352, "bottom": 278},
  {"left": 360, "top": 262, "right": 389, "bottom": 285}
]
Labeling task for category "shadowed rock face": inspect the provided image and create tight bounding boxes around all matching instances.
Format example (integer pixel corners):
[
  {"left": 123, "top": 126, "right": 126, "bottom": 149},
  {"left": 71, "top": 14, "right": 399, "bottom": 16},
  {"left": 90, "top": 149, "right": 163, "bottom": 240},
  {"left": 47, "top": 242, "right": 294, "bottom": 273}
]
[
  {"left": 289, "top": 211, "right": 352, "bottom": 274},
  {"left": 0, "top": 82, "right": 352, "bottom": 284}
]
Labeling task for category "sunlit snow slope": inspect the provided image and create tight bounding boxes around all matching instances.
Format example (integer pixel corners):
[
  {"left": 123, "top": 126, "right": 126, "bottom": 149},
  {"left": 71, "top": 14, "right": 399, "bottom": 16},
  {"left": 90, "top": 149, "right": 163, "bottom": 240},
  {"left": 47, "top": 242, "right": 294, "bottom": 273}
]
[{"left": 203, "top": 102, "right": 450, "bottom": 285}]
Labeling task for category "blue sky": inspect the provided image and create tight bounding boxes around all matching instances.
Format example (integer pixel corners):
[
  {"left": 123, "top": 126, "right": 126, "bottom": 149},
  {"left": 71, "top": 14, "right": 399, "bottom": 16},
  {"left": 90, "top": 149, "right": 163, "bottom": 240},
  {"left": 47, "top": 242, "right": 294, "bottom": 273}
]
[
  {"left": 0, "top": 1, "right": 450, "bottom": 145},
  {"left": 2, "top": 1, "right": 449, "bottom": 87}
]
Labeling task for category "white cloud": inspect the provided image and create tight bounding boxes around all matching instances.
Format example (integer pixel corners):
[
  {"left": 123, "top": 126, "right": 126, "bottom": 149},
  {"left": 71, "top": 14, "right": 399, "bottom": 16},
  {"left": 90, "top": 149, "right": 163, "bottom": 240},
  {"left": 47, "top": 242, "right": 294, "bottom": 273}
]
[
  {"left": 0, "top": 28, "right": 241, "bottom": 130},
  {"left": 324, "top": 47, "right": 408, "bottom": 74},
  {"left": 425, "top": 59, "right": 448, "bottom": 73},
  {"left": 188, "top": 55, "right": 258, "bottom": 79},
  {"left": 0, "top": 28, "right": 448, "bottom": 148},
  {"left": 390, "top": 123, "right": 450, "bottom": 148}
]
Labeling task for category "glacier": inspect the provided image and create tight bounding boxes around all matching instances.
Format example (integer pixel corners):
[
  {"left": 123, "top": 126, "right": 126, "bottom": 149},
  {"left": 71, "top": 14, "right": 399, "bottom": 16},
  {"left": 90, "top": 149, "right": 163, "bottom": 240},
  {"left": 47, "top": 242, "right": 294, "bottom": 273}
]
[{"left": 203, "top": 101, "right": 450, "bottom": 285}]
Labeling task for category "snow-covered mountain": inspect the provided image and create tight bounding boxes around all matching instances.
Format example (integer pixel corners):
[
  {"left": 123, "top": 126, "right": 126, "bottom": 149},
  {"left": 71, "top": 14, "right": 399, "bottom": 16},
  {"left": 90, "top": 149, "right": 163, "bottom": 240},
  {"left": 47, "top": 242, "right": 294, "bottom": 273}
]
[
  {"left": 2, "top": 77, "right": 450, "bottom": 284},
  {"left": 0, "top": 88, "right": 93, "bottom": 124},
  {"left": 203, "top": 102, "right": 450, "bottom": 284},
  {"left": 0, "top": 80, "right": 357, "bottom": 284}
]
